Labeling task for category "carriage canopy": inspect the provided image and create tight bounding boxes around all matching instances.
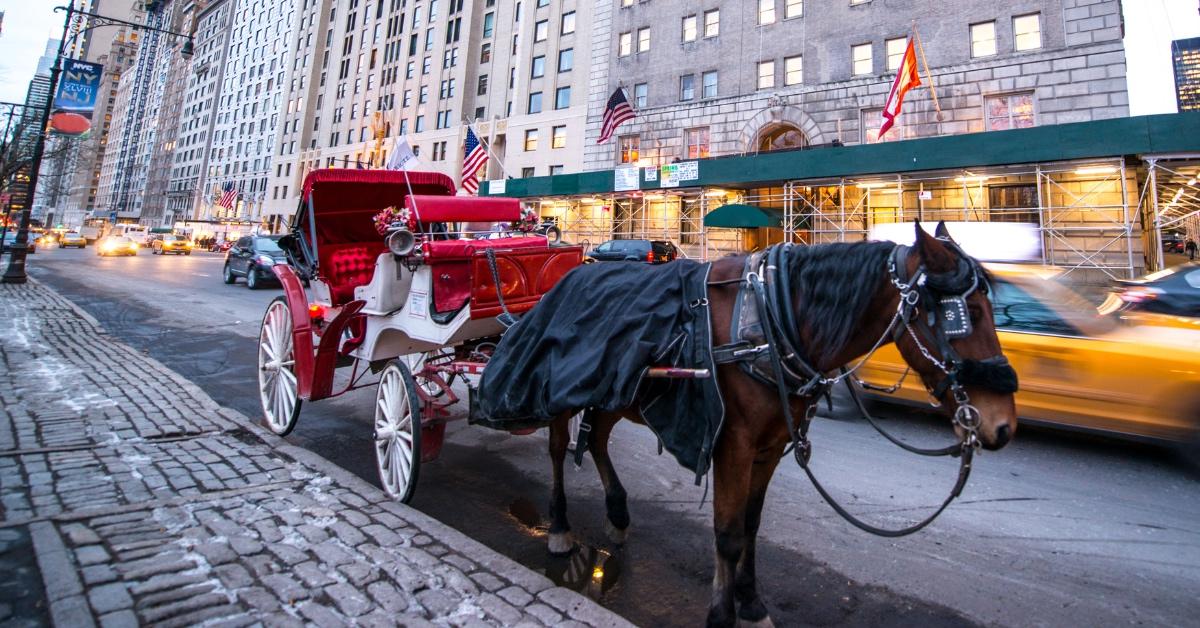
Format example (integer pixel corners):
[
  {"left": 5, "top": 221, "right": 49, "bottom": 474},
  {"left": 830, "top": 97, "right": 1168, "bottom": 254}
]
[{"left": 296, "top": 169, "right": 458, "bottom": 247}]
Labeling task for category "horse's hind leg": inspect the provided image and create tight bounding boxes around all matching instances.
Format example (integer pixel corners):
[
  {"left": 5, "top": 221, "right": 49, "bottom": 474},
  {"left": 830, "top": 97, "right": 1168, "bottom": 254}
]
[
  {"left": 589, "top": 411, "right": 630, "bottom": 544},
  {"left": 707, "top": 439, "right": 753, "bottom": 628},
  {"left": 547, "top": 413, "right": 573, "bottom": 555},
  {"left": 734, "top": 448, "right": 782, "bottom": 627}
]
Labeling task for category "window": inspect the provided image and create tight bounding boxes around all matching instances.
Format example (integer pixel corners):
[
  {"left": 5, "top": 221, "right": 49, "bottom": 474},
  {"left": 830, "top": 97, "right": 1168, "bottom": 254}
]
[
  {"left": 1014, "top": 13, "right": 1041, "bottom": 51},
  {"left": 637, "top": 27, "right": 650, "bottom": 53},
  {"left": 634, "top": 83, "right": 647, "bottom": 107},
  {"left": 861, "top": 108, "right": 910, "bottom": 143},
  {"left": 682, "top": 15, "right": 697, "bottom": 42},
  {"left": 477, "top": 74, "right": 488, "bottom": 95},
  {"left": 757, "top": 61, "right": 774, "bottom": 89},
  {"left": 537, "top": 0, "right": 548, "bottom": 6},
  {"left": 990, "top": 280, "right": 1078, "bottom": 336},
  {"left": 480, "top": 42, "right": 491, "bottom": 63},
  {"left": 419, "top": 85, "right": 428, "bottom": 102},
  {"left": 549, "top": 165, "right": 564, "bottom": 176},
  {"left": 758, "top": 0, "right": 775, "bottom": 25},
  {"left": 524, "top": 128, "right": 538, "bottom": 151},
  {"left": 684, "top": 127, "right": 709, "bottom": 159},
  {"left": 561, "top": 11, "right": 575, "bottom": 35},
  {"left": 620, "top": 0, "right": 633, "bottom": 6},
  {"left": 702, "top": 70, "right": 718, "bottom": 98},
  {"left": 558, "top": 48, "right": 573, "bottom": 72},
  {"left": 988, "top": 185, "right": 1041, "bottom": 224},
  {"left": 619, "top": 32, "right": 632, "bottom": 56},
  {"left": 885, "top": 37, "right": 907, "bottom": 71},
  {"left": 552, "top": 125, "right": 566, "bottom": 148},
  {"left": 555, "top": 86, "right": 571, "bottom": 109},
  {"left": 415, "top": 115, "right": 425, "bottom": 132},
  {"left": 521, "top": 167, "right": 535, "bottom": 178},
  {"left": 986, "top": 92, "right": 1035, "bottom": 130},
  {"left": 785, "top": 0, "right": 802, "bottom": 18},
  {"left": 784, "top": 55, "right": 802, "bottom": 85},
  {"left": 482, "top": 12, "right": 494, "bottom": 37},
  {"left": 531, "top": 55, "right": 545, "bottom": 78},
  {"left": 851, "top": 43, "right": 872, "bottom": 76},
  {"left": 971, "top": 21, "right": 996, "bottom": 58},
  {"left": 528, "top": 91, "right": 543, "bottom": 113},
  {"left": 703, "top": 10, "right": 719, "bottom": 37},
  {"left": 619, "top": 135, "right": 640, "bottom": 163},
  {"left": 679, "top": 74, "right": 695, "bottom": 101},
  {"left": 535, "top": 19, "right": 548, "bottom": 41}
]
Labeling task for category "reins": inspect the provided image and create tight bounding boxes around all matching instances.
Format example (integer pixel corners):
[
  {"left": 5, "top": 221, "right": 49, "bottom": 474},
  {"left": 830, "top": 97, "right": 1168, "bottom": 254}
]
[{"left": 718, "top": 241, "right": 1008, "bottom": 537}]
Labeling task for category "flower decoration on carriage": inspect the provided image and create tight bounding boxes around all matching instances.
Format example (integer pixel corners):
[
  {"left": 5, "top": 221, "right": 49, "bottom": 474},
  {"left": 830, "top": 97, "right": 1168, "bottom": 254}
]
[
  {"left": 372, "top": 205, "right": 417, "bottom": 236},
  {"left": 509, "top": 208, "right": 541, "bottom": 234}
]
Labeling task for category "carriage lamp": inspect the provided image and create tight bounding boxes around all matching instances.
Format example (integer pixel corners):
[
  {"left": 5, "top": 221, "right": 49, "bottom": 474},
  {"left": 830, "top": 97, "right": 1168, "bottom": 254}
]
[{"left": 308, "top": 303, "right": 326, "bottom": 320}]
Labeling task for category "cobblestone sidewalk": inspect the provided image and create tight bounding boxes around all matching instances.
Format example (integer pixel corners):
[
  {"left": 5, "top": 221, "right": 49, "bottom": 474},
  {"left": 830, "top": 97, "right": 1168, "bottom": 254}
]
[{"left": 0, "top": 281, "right": 633, "bottom": 628}]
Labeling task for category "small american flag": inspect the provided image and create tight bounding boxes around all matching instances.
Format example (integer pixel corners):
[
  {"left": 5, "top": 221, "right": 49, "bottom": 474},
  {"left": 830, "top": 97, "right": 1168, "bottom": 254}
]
[
  {"left": 598, "top": 87, "right": 636, "bottom": 144},
  {"left": 217, "top": 182, "right": 237, "bottom": 209},
  {"left": 461, "top": 127, "right": 488, "bottom": 194}
]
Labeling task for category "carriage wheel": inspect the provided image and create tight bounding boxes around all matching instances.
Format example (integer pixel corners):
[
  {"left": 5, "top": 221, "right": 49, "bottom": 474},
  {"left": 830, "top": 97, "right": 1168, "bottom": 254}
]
[
  {"left": 374, "top": 359, "right": 421, "bottom": 502},
  {"left": 401, "top": 350, "right": 453, "bottom": 398},
  {"left": 258, "top": 297, "right": 302, "bottom": 436}
]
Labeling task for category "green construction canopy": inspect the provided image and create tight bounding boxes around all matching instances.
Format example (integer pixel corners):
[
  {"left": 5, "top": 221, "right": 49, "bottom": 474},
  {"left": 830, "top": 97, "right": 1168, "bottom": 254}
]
[{"left": 703, "top": 204, "right": 783, "bottom": 229}]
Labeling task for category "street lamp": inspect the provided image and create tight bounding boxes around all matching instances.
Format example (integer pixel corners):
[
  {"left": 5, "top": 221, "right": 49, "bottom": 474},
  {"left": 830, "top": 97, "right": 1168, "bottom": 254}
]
[{"left": 1, "top": 1, "right": 194, "bottom": 284}]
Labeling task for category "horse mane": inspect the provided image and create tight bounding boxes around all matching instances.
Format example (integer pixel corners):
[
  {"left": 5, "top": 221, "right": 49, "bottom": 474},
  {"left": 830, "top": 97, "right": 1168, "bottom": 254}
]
[{"left": 782, "top": 240, "right": 899, "bottom": 365}]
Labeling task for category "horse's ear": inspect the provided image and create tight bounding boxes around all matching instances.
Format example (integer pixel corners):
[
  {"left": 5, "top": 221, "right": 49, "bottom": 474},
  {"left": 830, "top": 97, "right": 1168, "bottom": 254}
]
[
  {"left": 915, "top": 222, "right": 956, "bottom": 272},
  {"left": 934, "top": 221, "right": 954, "bottom": 241}
]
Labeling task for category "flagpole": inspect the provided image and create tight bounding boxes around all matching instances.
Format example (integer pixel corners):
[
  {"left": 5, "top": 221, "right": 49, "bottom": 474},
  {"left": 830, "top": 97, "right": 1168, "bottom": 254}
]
[
  {"left": 462, "top": 117, "right": 510, "bottom": 179},
  {"left": 912, "top": 23, "right": 943, "bottom": 122}
]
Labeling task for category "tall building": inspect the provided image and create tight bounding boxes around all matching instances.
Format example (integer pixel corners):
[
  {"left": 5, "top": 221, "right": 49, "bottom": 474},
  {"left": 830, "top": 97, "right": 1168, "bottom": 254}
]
[
  {"left": 28, "top": 38, "right": 62, "bottom": 225},
  {"left": 582, "top": 0, "right": 1130, "bottom": 171},
  {"left": 1172, "top": 36, "right": 1200, "bottom": 112},
  {"left": 142, "top": 0, "right": 197, "bottom": 227}
]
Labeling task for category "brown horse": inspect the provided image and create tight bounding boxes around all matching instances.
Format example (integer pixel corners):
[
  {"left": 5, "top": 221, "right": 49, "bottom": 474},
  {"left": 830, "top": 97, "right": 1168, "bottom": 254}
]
[{"left": 545, "top": 223, "right": 1017, "bottom": 627}]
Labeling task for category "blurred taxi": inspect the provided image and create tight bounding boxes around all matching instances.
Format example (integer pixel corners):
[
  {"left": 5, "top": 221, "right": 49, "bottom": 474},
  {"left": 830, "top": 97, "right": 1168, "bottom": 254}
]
[
  {"left": 152, "top": 234, "right": 193, "bottom": 255},
  {"left": 858, "top": 264, "right": 1200, "bottom": 443},
  {"left": 59, "top": 232, "right": 87, "bottom": 248},
  {"left": 36, "top": 233, "right": 57, "bottom": 247},
  {"left": 96, "top": 235, "right": 139, "bottom": 257}
]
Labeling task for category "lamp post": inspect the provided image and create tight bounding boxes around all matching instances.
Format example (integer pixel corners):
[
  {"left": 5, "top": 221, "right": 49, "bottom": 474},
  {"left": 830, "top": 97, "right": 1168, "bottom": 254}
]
[{"left": 2, "top": 1, "right": 194, "bottom": 283}]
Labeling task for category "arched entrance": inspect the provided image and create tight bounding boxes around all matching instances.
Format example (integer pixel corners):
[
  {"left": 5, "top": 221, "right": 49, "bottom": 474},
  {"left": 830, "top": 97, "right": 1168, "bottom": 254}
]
[{"left": 756, "top": 123, "right": 808, "bottom": 152}]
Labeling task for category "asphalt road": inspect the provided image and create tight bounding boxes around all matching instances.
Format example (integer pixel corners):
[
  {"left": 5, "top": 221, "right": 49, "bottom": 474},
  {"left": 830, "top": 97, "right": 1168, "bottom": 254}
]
[{"left": 18, "top": 247, "right": 1200, "bottom": 627}]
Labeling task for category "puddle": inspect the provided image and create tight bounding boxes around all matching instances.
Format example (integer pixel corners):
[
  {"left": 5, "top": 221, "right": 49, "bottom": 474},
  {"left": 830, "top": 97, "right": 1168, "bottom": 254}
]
[{"left": 507, "top": 498, "right": 624, "bottom": 601}]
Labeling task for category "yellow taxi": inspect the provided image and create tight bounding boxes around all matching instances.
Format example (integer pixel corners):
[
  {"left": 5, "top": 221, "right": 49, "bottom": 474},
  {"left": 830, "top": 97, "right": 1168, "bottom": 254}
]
[
  {"left": 858, "top": 264, "right": 1200, "bottom": 444},
  {"left": 152, "top": 234, "right": 193, "bottom": 255}
]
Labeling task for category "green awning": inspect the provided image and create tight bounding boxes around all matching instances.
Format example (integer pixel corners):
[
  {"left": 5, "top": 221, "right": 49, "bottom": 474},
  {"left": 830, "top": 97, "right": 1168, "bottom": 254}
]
[{"left": 704, "top": 204, "right": 783, "bottom": 228}]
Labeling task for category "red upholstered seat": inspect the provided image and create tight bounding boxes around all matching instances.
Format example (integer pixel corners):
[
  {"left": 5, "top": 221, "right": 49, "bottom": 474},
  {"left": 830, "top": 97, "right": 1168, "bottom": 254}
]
[
  {"left": 320, "top": 243, "right": 387, "bottom": 304},
  {"left": 423, "top": 236, "right": 548, "bottom": 260}
]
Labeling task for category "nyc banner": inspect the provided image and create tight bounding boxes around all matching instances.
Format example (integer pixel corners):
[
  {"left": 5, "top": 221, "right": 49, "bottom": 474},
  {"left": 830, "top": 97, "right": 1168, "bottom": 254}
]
[{"left": 50, "top": 59, "right": 104, "bottom": 136}]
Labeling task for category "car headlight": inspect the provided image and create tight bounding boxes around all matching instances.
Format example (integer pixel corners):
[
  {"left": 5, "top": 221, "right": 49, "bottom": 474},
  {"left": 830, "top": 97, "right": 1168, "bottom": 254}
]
[
  {"left": 257, "top": 255, "right": 276, "bottom": 266},
  {"left": 128, "top": 242, "right": 138, "bottom": 250}
]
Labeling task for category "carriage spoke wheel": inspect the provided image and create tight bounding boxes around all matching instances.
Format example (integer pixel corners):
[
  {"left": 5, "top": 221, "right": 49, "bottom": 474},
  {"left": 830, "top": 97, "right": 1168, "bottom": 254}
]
[
  {"left": 375, "top": 360, "right": 421, "bottom": 502},
  {"left": 258, "top": 297, "right": 302, "bottom": 436}
]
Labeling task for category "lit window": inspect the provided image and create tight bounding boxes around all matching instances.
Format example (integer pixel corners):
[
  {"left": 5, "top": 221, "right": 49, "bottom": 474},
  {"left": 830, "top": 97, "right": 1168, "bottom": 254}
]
[
  {"left": 971, "top": 21, "right": 996, "bottom": 58},
  {"left": 702, "top": 70, "right": 718, "bottom": 98},
  {"left": 986, "top": 92, "right": 1035, "bottom": 130},
  {"left": 619, "top": 135, "right": 640, "bottom": 163},
  {"left": 758, "top": 0, "right": 775, "bottom": 25},
  {"left": 552, "top": 125, "right": 566, "bottom": 148},
  {"left": 524, "top": 128, "right": 538, "bottom": 151},
  {"left": 621, "top": 0, "right": 633, "bottom": 6},
  {"left": 637, "top": 27, "right": 650, "bottom": 53},
  {"left": 785, "top": 0, "right": 802, "bottom": 18},
  {"left": 885, "top": 37, "right": 907, "bottom": 71},
  {"left": 852, "top": 43, "right": 872, "bottom": 76},
  {"left": 619, "top": 32, "right": 632, "bottom": 57},
  {"left": 685, "top": 127, "right": 709, "bottom": 159},
  {"left": 757, "top": 60, "right": 775, "bottom": 89},
  {"left": 783, "top": 55, "right": 802, "bottom": 86},
  {"left": 1014, "top": 14, "right": 1041, "bottom": 51},
  {"left": 704, "top": 10, "right": 720, "bottom": 37},
  {"left": 682, "top": 15, "right": 697, "bottom": 42},
  {"left": 679, "top": 74, "right": 695, "bottom": 101},
  {"left": 634, "top": 83, "right": 648, "bottom": 107}
]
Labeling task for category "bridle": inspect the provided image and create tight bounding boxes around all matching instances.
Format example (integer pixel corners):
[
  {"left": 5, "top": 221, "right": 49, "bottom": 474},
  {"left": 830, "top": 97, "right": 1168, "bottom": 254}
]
[{"left": 738, "top": 240, "right": 1017, "bottom": 537}]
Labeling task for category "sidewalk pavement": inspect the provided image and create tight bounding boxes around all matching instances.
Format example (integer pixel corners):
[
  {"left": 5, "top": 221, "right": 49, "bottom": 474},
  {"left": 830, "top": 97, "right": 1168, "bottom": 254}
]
[{"left": 0, "top": 281, "right": 634, "bottom": 628}]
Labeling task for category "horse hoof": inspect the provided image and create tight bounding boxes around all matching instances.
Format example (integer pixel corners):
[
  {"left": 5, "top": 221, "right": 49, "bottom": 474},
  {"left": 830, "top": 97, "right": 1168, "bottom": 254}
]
[
  {"left": 547, "top": 532, "right": 574, "bottom": 556},
  {"left": 605, "top": 519, "right": 628, "bottom": 545},
  {"left": 736, "top": 617, "right": 775, "bottom": 628}
]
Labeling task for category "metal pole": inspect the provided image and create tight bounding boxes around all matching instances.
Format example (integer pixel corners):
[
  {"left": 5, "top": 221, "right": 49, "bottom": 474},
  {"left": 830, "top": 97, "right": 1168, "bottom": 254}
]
[
  {"left": 1147, "top": 158, "right": 1163, "bottom": 272},
  {"left": 1119, "top": 159, "right": 1133, "bottom": 278},
  {"left": 3, "top": 3, "right": 73, "bottom": 283}
]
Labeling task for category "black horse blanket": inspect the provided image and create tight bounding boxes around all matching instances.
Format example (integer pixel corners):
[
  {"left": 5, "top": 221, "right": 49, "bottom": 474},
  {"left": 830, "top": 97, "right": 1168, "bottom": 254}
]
[{"left": 470, "top": 260, "right": 725, "bottom": 480}]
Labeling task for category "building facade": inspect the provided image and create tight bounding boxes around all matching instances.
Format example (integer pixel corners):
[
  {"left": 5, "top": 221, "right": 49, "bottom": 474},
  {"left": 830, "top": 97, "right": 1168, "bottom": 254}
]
[
  {"left": 143, "top": 0, "right": 197, "bottom": 227},
  {"left": 1172, "top": 36, "right": 1200, "bottom": 112},
  {"left": 582, "top": 0, "right": 1129, "bottom": 171}
]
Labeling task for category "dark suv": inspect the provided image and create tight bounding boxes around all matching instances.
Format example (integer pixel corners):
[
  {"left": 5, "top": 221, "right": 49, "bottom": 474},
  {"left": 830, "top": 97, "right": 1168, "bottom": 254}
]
[
  {"left": 222, "top": 235, "right": 287, "bottom": 289},
  {"left": 586, "top": 239, "right": 680, "bottom": 264}
]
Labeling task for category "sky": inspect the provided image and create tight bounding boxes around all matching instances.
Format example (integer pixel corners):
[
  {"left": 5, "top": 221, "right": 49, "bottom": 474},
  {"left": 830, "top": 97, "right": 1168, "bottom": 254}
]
[{"left": 0, "top": 1, "right": 1197, "bottom": 112}]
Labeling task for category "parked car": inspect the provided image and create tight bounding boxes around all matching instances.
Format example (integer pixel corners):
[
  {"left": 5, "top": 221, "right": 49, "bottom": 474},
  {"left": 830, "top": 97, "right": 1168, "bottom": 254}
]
[
  {"left": 858, "top": 263, "right": 1200, "bottom": 447},
  {"left": 59, "top": 232, "right": 87, "bottom": 248},
  {"left": 1, "top": 232, "right": 36, "bottom": 254},
  {"left": 1097, "top": 262, "right": 1200, "bottom": 319},
  {"left": 223, "top": 235, "right": 287, "bottom": 289},
  {"left": 586, "top": 239, "right": 680, "bottom": 264},
  {"left": 96, "top": 235, "right": 139, "bottom": 257},
  {"left": 152, "top": 234, "right": 194, "bottom": 255}
]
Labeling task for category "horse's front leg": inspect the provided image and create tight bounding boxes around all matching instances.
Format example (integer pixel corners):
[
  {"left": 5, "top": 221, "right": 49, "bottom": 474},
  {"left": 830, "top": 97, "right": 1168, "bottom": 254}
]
[
  {"left": 707, "top": 438, "right": 754, "bottom": 628},
  {"left": 734, "top": 447, "right": 783, "bottom": 627},
  {"left": 547, "top": 413, "right": 574, "bottom": 555},
  {"left": 588, "top": 411, "right": 630, "bottom": 544}
]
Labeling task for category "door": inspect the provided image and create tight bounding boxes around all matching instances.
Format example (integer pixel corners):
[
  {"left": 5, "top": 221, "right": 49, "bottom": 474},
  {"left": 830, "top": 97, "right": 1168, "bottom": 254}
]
[{"left": 231, "top": 236, "right": 254, "bottom": 273}]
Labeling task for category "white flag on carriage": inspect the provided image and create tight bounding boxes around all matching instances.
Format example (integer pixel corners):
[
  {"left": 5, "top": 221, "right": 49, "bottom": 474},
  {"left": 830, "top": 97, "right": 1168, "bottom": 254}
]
[{"left": 386, "top": 138, "right": 418, "bottom": 171}]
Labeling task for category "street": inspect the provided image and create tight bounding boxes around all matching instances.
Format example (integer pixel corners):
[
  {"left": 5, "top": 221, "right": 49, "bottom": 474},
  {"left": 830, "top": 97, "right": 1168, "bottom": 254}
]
[{"left": 21, "top": 247, "right": 1200, "bottom": 627}]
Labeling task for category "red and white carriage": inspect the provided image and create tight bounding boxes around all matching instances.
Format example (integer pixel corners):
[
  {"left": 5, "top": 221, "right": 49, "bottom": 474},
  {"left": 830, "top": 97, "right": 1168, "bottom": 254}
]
[{"left": 258, "top": 169, "right": 583, "bottom": 501}]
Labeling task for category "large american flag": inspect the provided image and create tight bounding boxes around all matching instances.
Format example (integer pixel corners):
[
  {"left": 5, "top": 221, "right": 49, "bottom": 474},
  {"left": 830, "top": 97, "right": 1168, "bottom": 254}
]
[
  {"left": 461, "top": 127, "right": 488, "bottom": 194},
  {"left": 597, "top": 87, "right": 636, "bottom": 144},
  {"left": 217, "top": 181, "right": 238, "bottom": 209}
]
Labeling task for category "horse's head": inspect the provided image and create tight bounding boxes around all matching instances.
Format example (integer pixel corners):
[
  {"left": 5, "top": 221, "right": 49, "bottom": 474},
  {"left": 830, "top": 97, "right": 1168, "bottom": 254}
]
[{"left": 891, "top": 222, "right": 1018, "bottom": 451}]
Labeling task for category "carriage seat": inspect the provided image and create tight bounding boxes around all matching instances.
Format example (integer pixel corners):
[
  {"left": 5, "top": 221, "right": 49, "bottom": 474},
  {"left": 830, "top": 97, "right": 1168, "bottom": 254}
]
[
  {"left": 423, "top": 237, "right": 550, "bottom": 314},
  {"left": 320, "top": 242, "right": 388, "bottom": 304}
]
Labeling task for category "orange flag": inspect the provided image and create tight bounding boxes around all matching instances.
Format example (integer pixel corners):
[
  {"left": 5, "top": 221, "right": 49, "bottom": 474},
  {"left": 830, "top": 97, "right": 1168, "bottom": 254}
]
[{"left": 879, "top": 37, "right": 921, "bottom": 139}]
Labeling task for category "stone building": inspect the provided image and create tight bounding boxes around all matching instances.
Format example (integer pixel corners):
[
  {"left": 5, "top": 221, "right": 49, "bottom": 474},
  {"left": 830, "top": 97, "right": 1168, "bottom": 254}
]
[{"left": 142, "top": 0, "right": 198, "bottom": 227}]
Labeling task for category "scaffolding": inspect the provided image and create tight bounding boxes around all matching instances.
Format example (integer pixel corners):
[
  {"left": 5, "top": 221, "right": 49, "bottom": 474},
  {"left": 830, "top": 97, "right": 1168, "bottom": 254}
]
[{"left": 1142, "top": 155, "right": 1200, "bottom": 270}]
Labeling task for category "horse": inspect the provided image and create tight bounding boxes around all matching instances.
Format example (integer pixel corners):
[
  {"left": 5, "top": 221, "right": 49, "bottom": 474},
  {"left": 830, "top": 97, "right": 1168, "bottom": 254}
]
[{"left": 544, "top": 222, "right": 1018, "bottom": 627}]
